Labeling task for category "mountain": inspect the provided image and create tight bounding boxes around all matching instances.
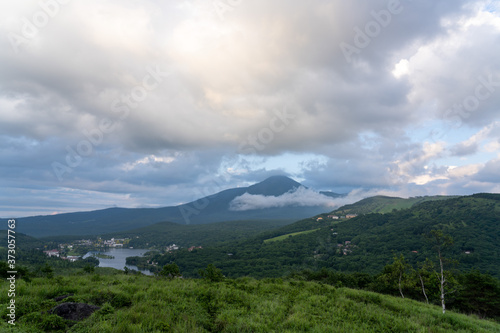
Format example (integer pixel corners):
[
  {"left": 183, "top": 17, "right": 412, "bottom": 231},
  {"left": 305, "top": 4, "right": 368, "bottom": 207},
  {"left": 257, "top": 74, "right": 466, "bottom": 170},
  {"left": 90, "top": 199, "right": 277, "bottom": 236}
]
[
  {"left": 157, "top": 193, "right": 500, "bottom": 279},
  {"left": 330, "top": 195, "right": 457, "bottom": 215},
  {"left": 106, "top": 219, "right": 294, "bottom": 248},
  {"left": 1, "top": 176, "right": 342, "bottom": 237},
  {"left": 0, "top": 230, "right": 43, "bottom": 249},
  {"left": 84, "top": 194, "right": 457, "bottom": 249},
  {"left": 245, "top": 175, "right": 302, "bottom": 195}
]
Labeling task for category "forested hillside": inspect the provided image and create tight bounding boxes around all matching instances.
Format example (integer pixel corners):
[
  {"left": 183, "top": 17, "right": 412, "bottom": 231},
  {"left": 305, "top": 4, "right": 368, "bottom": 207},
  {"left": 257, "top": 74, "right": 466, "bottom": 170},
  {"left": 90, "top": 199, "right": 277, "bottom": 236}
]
[
  {"left": 152, "top": 194, "right": 500, "bottom": 278},
  {"left": 108, "top": 219, "right": 293, "bottom": 248}
]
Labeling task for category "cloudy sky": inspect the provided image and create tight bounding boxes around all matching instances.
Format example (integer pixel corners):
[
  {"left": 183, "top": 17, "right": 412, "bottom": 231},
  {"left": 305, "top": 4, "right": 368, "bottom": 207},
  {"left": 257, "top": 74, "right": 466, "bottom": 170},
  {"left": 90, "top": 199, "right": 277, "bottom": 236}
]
[{"left": 1, "top": 0, "right": 500, "bottom": 217}]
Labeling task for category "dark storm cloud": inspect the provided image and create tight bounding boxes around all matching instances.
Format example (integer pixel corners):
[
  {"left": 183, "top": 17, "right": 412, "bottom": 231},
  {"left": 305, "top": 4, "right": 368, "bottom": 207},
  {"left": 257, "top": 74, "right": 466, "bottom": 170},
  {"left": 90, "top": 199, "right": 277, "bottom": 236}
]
[{"left": 0, "top": 0, "right": 499, "bottom": 216}]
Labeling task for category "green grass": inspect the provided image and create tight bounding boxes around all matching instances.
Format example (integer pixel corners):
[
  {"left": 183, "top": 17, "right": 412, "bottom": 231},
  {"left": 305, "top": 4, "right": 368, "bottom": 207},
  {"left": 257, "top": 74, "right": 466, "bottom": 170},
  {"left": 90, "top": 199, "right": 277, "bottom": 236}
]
[
  {"left": 1, "top": 270, "right": 498, "bottom": 332},
  {"left": 263, "top": 229, "right": 321, "bottom": 243}
]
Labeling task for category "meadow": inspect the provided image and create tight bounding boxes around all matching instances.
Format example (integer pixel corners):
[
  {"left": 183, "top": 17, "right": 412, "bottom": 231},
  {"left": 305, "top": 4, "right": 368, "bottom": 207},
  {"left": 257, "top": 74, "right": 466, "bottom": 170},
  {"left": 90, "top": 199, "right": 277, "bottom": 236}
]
[{"left": 1, "top": 268, "right": 499, "bottom": 333}]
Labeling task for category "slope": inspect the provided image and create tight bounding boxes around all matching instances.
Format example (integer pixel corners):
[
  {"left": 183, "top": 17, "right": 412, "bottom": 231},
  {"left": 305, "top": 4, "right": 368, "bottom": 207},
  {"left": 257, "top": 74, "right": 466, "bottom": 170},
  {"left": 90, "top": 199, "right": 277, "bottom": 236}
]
[
  {"left": 107, "top": 219, "right": 293, "bottom": 248},
  {"left": 1, "top": 176, "right": 340, "bottom": 237},
  {"left": 1, "top": 272, "right": 498, "bottom": 332},
  {"left": 157, "top": 193, "right": 500, "bottom": 278},
  {"left": 330, "top": 195, "right": 457, "bottom": 215}
]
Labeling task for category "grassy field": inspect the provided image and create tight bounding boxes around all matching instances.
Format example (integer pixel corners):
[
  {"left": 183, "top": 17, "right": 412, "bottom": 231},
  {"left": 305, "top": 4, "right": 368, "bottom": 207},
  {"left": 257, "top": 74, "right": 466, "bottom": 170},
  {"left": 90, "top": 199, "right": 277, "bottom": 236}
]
[
  {"left": 1, "top": 269, "right": 499, "bottom": 332},
  {"left": 263, "top": 229, "right": 321, "bottom": 243}
]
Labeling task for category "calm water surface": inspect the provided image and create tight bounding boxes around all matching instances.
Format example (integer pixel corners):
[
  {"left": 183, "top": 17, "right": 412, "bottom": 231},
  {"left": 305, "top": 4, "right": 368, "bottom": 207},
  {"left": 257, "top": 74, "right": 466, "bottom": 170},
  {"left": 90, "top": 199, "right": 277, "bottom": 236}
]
[{"left": 83, "top": 248, "right": 153, "bottom": 275}]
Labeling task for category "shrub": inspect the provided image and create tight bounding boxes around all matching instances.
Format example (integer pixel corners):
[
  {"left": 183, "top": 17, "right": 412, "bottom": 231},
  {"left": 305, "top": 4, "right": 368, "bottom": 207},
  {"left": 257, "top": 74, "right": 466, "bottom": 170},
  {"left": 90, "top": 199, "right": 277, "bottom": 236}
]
[
  {"left": 41, "top": 263, "right": 54, "bottom": 279},
  {"left": 90, "top": 274, "right": 102, "bottom": 282},
  {"left": 39, "top": 314, "right": 67, "bottom": 331},
  {"left": 111, "top": 293, "right": 133, "bottom": 308},
  {"left": 98, "top": 303, "right": 115, "bottom": 316},
  {"left": 90, "top": 290, "right": 132, "bottom": 308}
]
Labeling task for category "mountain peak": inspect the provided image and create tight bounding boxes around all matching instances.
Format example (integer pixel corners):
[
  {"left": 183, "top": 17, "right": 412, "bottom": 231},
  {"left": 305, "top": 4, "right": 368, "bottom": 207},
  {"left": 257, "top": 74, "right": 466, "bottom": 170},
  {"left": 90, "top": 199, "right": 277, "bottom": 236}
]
[{"left": 247, "top": 175, "right": 303, "bottom": 196}]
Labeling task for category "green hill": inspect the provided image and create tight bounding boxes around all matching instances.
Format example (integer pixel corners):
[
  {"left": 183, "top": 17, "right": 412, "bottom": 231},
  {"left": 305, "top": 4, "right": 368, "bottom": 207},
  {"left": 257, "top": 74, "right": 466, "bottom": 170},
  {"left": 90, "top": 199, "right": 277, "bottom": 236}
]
[
  {"left": 108, "top": 219, "right": 293, "bottom": 248},
  {"left": 0, "top": 230, "right": 44, "bottom": 249},
  {"left": 330, "top": 195, "right": 457, "bottom": 215},
  {"left": 156, "top": 193, "right": 500, "bottom": 279},
  {"left": 1, "top": 271, "right": 498, "bottom": 332}
]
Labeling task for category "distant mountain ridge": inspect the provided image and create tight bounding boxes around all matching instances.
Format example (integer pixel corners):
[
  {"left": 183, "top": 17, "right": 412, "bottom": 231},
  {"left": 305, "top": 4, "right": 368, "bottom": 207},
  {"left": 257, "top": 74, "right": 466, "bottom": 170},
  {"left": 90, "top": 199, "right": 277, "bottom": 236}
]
[
  {"left": 330, "top": 195, "right": 458, "bottom": 215},
  {"left": 1, "top": 176, "right": 342, "bottom": 237}
]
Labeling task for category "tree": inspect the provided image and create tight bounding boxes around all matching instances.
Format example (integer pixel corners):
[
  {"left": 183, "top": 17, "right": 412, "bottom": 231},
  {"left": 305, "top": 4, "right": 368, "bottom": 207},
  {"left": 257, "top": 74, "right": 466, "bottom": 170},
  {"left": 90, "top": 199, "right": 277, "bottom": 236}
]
[
  {"left": 199, "top": 264, "right": 225, "bottom": 282},
  {"left": 41, "top": 263, "right": 54, "bottom": 278},
  {"left": 415, "top": 258, "right": 435, "bottom": 304},
  {"left": 452, "top": 270, "right": 500, "bottom": 319},
  {"left": 378, "top": 254, "right": 412, "bottom": 298},
  {"left": 82, "top": 256, "right": 99, "bottom": 267},
  {"left": 428, "top": 230, "right": 454, "bottom": 314},
  {"left": 160, "top": 263, "right": 181, "bottom": 279},
  {"left": 83, "top": 264, "right": 95, "bottom": 274}
]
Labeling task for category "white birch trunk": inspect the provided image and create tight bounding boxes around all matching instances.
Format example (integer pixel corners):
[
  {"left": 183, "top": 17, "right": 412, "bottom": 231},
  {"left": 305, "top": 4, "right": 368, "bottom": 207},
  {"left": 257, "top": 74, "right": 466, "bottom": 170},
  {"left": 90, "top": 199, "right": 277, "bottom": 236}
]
[
  {"left": 438, "top": 248, "right": 446, "bottom": 314},
  {"left": 419, "top": 274, "right": 429, "bottom": 304},
  {"left": 398, "top": 272, "right": 404, "bottom": 299}
]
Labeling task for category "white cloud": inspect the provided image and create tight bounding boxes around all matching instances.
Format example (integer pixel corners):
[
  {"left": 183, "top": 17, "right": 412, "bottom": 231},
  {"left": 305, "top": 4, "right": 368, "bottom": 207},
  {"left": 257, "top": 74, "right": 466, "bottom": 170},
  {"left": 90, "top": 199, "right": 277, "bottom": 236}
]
[
  {"left": 229, "top": 186, "right": 421, "bottom": 212},
  {"left": 450, "top": 121, "right": 500, "bottom": 156},
  {"left": 121, "top": 154, "right": 177, "bottom": 171},
  {"left": 447, "top": 164, "right": 483, "bottom": 179},
  {"left": 390, "top": 141, "right": 446, "bottom": 184},
  {"left": 484, "top": 140, "right": 500, "bottom": 152},
  {"left": 401, "top": 6, "right": 500, "bottom": 126},
  {"left": 229, "top": 186, "right": 337, "bottom": 211},
  {"left": 392, "top": 59, "right": 410, "bottom": 78}
]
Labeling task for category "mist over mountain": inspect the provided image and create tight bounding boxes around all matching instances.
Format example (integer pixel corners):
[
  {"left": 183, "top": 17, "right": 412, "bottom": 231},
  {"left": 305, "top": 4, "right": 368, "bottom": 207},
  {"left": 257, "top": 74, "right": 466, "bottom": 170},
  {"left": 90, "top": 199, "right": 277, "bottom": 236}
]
[
  {"left": 1, "top": 176, "right": 343, "bottom": 237},
  {"left": 229, "top": 186, "right": 341, "bottom": 211}
]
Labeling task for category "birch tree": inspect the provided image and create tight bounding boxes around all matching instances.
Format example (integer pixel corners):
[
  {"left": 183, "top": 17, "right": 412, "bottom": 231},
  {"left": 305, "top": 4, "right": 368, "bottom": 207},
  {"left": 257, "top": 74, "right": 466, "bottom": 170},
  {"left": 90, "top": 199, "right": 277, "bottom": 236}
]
[
  {"left": 416, "top": 258, "right": 435, "bottom": 304},
  {"left": 429, "top": 230, "right": 454, "bottom": 314},
  {"left": 379, "top": 254, "right": 411, "bottom": 299}
]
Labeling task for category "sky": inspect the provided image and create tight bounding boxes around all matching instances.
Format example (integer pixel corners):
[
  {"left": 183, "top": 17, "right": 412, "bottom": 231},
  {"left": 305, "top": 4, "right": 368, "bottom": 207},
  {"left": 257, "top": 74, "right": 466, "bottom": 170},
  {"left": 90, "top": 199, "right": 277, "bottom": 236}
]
[{"left": 1, "top": 0, "right": 500, "bottom": 218}]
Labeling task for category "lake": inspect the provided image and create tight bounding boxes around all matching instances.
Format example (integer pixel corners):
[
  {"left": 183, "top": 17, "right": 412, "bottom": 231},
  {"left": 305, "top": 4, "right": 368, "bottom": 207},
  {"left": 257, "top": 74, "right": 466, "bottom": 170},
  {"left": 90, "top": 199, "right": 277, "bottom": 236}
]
[{"left": 83, "top": 248, "right": 153, "bottom": 275}]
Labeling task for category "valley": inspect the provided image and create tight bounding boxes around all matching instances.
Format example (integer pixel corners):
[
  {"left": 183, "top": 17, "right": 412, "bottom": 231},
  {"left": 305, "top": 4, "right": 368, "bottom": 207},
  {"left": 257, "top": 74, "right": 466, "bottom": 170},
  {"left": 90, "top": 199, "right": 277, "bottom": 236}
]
[{"left": 1, "top": 177, "right": 499, "bottom": 331}]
